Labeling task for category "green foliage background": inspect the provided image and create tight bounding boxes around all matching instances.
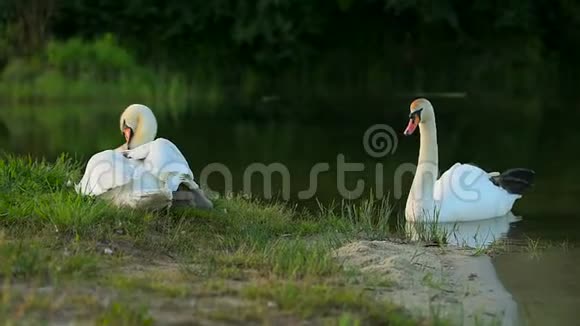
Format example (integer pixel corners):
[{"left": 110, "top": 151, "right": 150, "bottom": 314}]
[{"left": 0, "top": 0, "right": 577, "bottom": 114}]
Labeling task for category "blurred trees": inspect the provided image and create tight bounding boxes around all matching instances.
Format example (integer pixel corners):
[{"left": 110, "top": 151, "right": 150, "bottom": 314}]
[
  {"left": 0, "top": 0, "right": 577, "bottom": 68},
  {"left": 0, "top": 0, "right": 579, "bottom": 104},
  {"left": 0, "top": 0, "right": 55, "bottom": 56}
]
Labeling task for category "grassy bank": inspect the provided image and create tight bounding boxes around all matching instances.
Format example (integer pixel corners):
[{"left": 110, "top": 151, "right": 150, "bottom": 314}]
[{"left": 0, "top": 153, "right": 450, "bottom": 325}]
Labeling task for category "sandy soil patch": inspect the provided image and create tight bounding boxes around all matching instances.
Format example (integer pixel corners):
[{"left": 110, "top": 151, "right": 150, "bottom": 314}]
[{"left": 335, "top": 240, "right": 519, "bottom": 326}]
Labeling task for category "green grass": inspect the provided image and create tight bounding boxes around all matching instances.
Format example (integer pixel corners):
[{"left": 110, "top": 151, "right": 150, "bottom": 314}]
[
  {"left": 0, "top": 240, "right": 100, "bottom": 281},
  {"left": 317, "top": 194, "right": 394, "bottom": 240},
  {"left": 105, "top": 275, "right": 189, "bottom": 298},
  {"left": 405, "top": 221, "right": 453, "bottom": 247},
  {"left": 242, "top": 281, "right": 413, "bottom": 324},
  {"left": 96, "top": 302, "right": 154, "bottom": 326},
  {"left": 0, "top": 153, "right": 452, "bottom": 325},
  {"left": 469, "top": 235, "right": 576, "bottom": 258}
]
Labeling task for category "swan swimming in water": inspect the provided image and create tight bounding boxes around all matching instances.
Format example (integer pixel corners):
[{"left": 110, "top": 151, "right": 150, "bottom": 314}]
[
  {"left": 76, "top": 104, "right": 213, "bottom": 210},
  {"left": 403, "top": 98, "right": 534, "bottom": 222}
]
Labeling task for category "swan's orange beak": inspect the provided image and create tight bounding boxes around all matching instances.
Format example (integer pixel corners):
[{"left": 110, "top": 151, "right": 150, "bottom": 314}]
[
  {"left": 123, "top": 127, "right": 133, "bottom": 144},
  {"left": 404, "top": 116, "right": 419, "bottom": 136}
]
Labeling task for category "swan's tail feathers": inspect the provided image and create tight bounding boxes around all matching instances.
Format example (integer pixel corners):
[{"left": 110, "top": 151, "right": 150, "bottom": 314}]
[
  {"left": 172, "top": 184, "right": 214, "bottom": 209},
  {"left": 490, "top": 168, "right": 535, "bottom": 195}
]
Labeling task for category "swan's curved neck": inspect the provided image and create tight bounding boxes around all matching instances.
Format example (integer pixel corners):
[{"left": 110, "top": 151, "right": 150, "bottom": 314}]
[
  {"left": 418, "top": 119, "right": 438, "bottom": 171},
  {"left": 129, "top": 116, "right": 157, "bottom": 149},
  {"left": 409, "top": 118, "right": 439, "bottom": 218},
  {"left": 130, "top": 130, "right": 153, "bottom": 149}
]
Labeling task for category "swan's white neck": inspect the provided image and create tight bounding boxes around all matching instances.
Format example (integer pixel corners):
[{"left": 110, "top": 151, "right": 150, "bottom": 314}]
[
  {"left": 407, "top": 118, "right": 439, "bottom": 220},
  {"left": 129, "top": 113, "right": 157, "bottom": 149},
  {"left": 130, "top": 126, "right": 156, "bottom": 149}
]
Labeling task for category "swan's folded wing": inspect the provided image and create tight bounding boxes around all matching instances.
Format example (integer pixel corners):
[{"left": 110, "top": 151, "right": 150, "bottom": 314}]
[
  {"left": 123, "top": 142, "right": 151, "bottom": 160},
  {"left": 142, "top": 138, "right": 197, "bottom": 191},
  {"left": 434, "top": 163, "right": 519, "bottom": 221},
  {"left": 75, "top": 150, "right": 135, "bottom": 196}
]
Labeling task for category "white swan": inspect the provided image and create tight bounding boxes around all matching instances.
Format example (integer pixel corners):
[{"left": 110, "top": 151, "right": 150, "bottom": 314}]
[
  {"left": 406, "top": 213, "right": 520, "bottom": 248},
  {"left": 404, "top": 98, "right": 534, "bottom": 222},
  {"left": 76, "top": 104, "right": 213, "bottom": 210}
]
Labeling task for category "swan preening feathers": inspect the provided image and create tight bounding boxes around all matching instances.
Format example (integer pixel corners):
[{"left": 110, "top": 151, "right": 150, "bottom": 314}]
[
  {"left": 403, "top": 98, "right": 534, "bottom": 223},
  {"left": 76, "top": 104, "right": 213, "bottom": 210}
]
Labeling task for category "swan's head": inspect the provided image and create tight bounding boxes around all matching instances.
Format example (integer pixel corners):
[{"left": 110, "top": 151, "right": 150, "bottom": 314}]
[
  {"left": 403, "top": 98, "right": 434, "bottom": 136},
  {"left": 119, "top": 104, "right": 158, "bottom": 149}
]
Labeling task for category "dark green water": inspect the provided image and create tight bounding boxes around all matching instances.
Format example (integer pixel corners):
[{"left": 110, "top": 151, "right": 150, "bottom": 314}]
[{"left": 1, "top": 97, "right": 579, "bottom": 325}]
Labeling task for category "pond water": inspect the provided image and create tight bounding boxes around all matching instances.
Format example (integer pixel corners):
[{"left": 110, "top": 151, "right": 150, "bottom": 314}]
[{"left": 1, "top": 97, "right": 579, "bottom": 325}]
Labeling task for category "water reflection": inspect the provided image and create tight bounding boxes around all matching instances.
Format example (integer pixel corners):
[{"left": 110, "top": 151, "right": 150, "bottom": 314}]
[
  {"left": 407, "top": 213, "right": 521, "bottom": 248},
  {"left": 495, "top": 247, "right": 580, "bottom": 326}
]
